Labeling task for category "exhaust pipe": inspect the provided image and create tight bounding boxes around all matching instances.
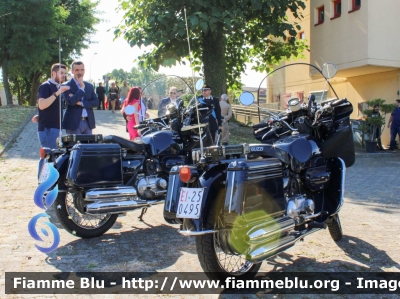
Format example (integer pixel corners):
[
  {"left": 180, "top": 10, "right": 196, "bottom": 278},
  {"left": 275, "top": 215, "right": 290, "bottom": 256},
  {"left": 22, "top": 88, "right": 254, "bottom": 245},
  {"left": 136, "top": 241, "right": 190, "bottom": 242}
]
[
  {"left": 245, "top": 217, "right": 295, "bottom": 243},
  {"left": 85, "top": 187, "right": 138, "bottom": 200},
  {"left": 85, "top": 199, "right": 148, "bottom": 214},
  {"left": 246, "top": 228, "right": 320, "bottom": 263},
  {"left": 84, "top": 187, "right": 147, "bottom": 214}
]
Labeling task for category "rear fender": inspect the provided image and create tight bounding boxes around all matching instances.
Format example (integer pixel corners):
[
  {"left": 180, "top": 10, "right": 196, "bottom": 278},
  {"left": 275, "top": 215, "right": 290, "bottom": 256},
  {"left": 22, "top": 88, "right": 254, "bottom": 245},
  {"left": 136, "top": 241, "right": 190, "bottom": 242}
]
[{"left": 53, "top": 154, "right": 70, "bottom": 192}]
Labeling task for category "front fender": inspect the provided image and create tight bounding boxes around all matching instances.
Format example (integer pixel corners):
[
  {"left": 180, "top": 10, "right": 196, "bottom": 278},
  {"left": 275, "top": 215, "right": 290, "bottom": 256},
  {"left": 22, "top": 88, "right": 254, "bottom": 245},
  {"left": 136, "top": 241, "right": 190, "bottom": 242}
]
[{"left": 322, "top": 157, "right": 346, "bottom": 222}]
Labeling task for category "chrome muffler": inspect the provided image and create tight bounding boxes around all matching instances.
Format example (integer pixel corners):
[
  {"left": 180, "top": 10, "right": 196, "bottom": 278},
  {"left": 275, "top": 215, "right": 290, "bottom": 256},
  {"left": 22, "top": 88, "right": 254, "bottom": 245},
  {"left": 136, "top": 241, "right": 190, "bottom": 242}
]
[
  {"left": 245, "top": 217, "right": 295, "bottom": 243},
  {"left": 85, "top": 187, "right": 138, "bottom": 200},
  {"left": 84, "top": 187, "right": 147, "bottom": 214},
  {"left": 246, "top": 228, "right": 320, "bottom": 263}
]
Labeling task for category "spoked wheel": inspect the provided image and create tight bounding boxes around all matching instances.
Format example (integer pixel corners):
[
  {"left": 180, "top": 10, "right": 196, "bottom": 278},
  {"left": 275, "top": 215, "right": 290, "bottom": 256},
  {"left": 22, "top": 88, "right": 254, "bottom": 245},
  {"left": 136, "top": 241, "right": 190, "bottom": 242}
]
[
  {"left": 55, "top": 187, "right": 118, "bottom": 239},
  {"left": 327, "top": 214, "right": 343, "bottom": 241},
  {"left": 196, "top": 198, "right": 261, "bottom": 280}
]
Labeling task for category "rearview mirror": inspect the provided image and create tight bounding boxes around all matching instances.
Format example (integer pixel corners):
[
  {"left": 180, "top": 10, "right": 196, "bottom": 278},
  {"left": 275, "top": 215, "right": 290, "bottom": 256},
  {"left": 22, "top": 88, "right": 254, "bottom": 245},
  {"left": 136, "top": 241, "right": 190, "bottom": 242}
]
[
  {"left": 239, "top": 92, "right": 255, "bottom": 106},
  {"left": 195, "top": 79, "right": 204, "bottom": 91},
  {"left": 321, "top": 63, "right": 337, "bottom": 79}
]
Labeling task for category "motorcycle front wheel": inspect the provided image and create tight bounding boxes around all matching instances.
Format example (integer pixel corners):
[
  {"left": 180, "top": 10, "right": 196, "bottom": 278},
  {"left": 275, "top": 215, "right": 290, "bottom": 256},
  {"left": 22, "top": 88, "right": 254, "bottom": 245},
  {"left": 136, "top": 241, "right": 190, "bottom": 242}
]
[
  {"left": 327, "top": 214, "right": 343, "bottom": 241},
  {"left": 195, "top": 197, "right": 261, "bottom": 280},
  {"left": 54, "top": 177, "right": 118, "bottom": 238}
]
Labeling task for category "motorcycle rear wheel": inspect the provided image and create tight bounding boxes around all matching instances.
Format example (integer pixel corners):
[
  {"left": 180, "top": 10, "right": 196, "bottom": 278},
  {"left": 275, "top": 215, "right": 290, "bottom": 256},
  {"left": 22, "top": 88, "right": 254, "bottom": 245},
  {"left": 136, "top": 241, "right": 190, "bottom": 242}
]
[
  {"left": 327, "top": 214, "right": 343, "bottom": 241},
  {"left": 55, "top": 181, "right": 118, "bottom": 238},
  {"left": 196, "top": 197, "right": 261, "bottom": 280}
]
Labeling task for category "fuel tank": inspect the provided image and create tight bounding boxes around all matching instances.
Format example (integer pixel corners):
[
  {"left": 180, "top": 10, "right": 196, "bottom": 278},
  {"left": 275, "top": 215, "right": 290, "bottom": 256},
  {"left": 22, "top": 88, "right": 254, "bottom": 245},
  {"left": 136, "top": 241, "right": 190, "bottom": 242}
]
[{"left": 141, "top": 130, "right": 182, "bottom": 156}]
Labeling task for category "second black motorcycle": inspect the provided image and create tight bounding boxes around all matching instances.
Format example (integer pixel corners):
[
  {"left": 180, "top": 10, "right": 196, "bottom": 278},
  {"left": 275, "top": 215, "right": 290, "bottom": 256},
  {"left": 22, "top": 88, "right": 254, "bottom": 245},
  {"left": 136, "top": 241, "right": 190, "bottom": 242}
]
[{"left": 163, "top": 63, "right": 355, "bottom": 280}]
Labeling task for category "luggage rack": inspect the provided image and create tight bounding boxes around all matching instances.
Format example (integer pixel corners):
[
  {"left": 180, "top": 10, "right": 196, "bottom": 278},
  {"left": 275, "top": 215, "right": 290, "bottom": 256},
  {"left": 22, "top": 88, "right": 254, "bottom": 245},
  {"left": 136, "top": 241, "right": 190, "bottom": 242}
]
[
  {"left": 192, "top": 144, "right": 245, "bottom": 163},
  {"left": 58, "top": 134, "right": 103, "bottom": 148}
]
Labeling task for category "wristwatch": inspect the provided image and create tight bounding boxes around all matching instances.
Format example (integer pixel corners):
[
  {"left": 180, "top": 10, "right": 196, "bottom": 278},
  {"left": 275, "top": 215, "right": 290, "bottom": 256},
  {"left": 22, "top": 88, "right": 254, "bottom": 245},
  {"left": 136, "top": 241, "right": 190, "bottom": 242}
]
[{"left": 53, "top": 92, "right": 58, "bottom": 98}]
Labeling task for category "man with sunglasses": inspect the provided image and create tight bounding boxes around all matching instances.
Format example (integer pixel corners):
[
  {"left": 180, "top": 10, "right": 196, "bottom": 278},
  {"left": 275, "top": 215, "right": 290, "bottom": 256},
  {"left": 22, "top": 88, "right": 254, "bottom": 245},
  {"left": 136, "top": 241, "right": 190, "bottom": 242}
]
[
  {"left": 158, "top": 86, "right": 182, "bottom": 117},
  {"left": 198, "top": 84, "right": 222, "bottom": 143}
]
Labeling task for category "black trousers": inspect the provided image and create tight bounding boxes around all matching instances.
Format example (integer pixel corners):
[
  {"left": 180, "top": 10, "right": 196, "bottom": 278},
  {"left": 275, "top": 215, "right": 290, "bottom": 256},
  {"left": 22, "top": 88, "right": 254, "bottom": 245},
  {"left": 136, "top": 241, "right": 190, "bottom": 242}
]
[{"left": 97, "top": 97, "right": 105, "bottom": 110}]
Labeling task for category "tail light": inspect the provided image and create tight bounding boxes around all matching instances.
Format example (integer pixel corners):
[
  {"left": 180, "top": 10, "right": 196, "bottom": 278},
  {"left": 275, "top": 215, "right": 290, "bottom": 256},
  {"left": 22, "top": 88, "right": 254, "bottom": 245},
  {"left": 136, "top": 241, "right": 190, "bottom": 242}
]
[
  {"left": 39, "top": 148, "right": 51, "bottom": 159},
  {"left": 179, "top": 166, "right": 198, "bottom": 183},
  {"left": 179, "top": 166, "right": 191, "bottom": 183}
]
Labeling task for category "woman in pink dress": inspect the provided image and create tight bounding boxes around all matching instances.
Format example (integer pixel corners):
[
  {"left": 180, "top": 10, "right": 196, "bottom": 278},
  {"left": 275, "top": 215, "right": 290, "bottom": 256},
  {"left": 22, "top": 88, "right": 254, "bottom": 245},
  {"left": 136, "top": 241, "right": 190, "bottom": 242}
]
[{"left": 121, "top": 87, "right": 141, "bottom": 140}]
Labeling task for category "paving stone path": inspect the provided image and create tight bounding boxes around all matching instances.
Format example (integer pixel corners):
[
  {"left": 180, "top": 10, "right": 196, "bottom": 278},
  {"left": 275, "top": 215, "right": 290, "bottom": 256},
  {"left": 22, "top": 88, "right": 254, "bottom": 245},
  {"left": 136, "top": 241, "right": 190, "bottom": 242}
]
[{"left": 1, "top": 110, "right": 399, "bottom": 298}]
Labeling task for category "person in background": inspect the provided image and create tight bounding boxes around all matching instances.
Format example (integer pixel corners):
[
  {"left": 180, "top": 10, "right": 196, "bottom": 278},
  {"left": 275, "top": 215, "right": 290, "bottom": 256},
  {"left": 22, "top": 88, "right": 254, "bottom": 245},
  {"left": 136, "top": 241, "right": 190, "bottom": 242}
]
[
  {"left": 158, "top": 86, "right": 181, "bottom": 117},
  {"left": 115, "top": 81, "right": 121, "bottom": 110},
  {"left": 36, "top": 63, "right": 70, "bottom": 148},
  {"left": 121, "top": 87, "right": 141, "bottom": 140},
  {"left": 108, "top": 82, "right": 119, "bottom": 113},
  {"left": 62, "top": 61, "right": 99, "bottom": 134},
  {"left": 388, "top": 99, "right": 400, "bottom": 150},
  {"left": 219, "top": 94, "right": 232, "bottom": 145},
  {"left": 96, "top": 82, "right": 106, "bottom": 110},
  {"left": 137, "top": 86, "right": 150, "bottom": 122},
  {"left": 119, "top": 81, "right": 130, "bottom": 106},
  {"left": 198, "top": 84, "right": 222, "bottom": 143}
]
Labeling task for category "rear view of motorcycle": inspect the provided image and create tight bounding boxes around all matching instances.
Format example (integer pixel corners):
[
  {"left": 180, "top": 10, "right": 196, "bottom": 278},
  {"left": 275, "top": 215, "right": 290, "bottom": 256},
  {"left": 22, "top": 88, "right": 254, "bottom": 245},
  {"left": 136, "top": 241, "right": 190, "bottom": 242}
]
[
  {"left": 38, "top": 77, "right": 216, "bottom": 238},
  {"left": 163, "top": 63, "right": 355, "bottom": 280}
]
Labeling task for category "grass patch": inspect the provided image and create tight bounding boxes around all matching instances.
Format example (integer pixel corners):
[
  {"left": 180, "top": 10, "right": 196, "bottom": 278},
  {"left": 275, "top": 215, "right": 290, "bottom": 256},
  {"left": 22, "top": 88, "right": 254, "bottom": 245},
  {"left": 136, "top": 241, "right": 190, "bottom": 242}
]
[
  {"left": 0, "top": 105, "right": 36, "bottom": 151},
  {"left": 228, "top": 118, "right": 255, "bottom": 144}
]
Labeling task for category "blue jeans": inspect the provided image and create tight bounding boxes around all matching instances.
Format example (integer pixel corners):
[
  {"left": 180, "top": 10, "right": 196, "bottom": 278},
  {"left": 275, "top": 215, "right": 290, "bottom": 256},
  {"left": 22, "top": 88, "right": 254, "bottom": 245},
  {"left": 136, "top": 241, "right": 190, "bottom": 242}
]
[
  {"left": 38, "top": 128, "right": 60, "bottom": 149},
  {"left": 66, "top": 119, "right": 92, "bottom": 135},
  {"left": 389, "top": 125, "right": 400, "bottom": 149},
  {"left": 120, "top": 96, "right": 126, "bottom": 106}
]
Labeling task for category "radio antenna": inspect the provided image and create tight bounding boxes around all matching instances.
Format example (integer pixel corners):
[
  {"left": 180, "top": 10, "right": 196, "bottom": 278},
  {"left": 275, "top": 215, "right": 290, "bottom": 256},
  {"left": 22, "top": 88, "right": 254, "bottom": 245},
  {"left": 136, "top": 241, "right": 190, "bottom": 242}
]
[
  {"left": 58, "top": 38, "right": 63, "bottom": 147},
  {"left": 183, "top": 7, "right": 205, "bottom": 158}
]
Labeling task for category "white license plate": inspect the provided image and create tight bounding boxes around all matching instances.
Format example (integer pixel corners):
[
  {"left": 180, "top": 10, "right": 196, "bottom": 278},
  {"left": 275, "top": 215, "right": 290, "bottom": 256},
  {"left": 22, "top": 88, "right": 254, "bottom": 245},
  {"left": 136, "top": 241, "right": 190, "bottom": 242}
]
[
  {"left": 176, "top": 187, "right": 204, "bottom": 219},
  {"left": 38, "top": 162, "right": 54, "bottom": 184}
]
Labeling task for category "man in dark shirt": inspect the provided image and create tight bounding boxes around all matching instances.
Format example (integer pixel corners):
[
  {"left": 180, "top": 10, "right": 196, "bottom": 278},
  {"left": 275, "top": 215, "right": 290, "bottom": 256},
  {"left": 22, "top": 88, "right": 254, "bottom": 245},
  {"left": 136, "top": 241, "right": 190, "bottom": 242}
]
[
  {"left": 36, "top": 63, "right": 70, "bottom": 148},
  {"left": 388, "top": 99, "right": 400, "bottom": 150},
  {"left": 198, "top": 84, "right": 222, "bottom": 143},
  {"left": 96, "top": 82, "right": 106, "bottom": 110}
]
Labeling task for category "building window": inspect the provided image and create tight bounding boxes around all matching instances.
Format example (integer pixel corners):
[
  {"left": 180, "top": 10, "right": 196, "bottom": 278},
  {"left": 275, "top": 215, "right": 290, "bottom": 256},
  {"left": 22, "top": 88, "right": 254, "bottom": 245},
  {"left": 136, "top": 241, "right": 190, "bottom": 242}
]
[
  {"left": 349, "top": 0, "right": 361, "bottom": 12},
  {"left": 310, "top": 91, "right": 327, "bottom": 103},
  {"left": 332, "top": 0, "right": 341, "bottom": 19},
  {"left": 298, "top": 31, "right": 305, "bottom": 39},
  {"left": 316, "top": 6, "right": 324, "bottom": 25}
]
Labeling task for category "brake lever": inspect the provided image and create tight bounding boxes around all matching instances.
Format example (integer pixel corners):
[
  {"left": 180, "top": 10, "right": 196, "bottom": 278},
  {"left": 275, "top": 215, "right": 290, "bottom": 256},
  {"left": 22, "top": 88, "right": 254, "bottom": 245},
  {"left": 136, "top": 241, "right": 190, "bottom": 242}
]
[{"left": 254, "top": 126, "right": 270, "bottom": 134}]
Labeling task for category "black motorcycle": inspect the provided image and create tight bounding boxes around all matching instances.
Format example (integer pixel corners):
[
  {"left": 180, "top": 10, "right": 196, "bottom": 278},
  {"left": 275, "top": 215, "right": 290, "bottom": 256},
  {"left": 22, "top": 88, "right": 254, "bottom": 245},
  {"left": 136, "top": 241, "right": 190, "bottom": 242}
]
[
  {"left": 163, "top": 63, "right": 355, "bottom": 280},
  {"left": 38, "top": 78, "right": 215, "bottom": 238}
]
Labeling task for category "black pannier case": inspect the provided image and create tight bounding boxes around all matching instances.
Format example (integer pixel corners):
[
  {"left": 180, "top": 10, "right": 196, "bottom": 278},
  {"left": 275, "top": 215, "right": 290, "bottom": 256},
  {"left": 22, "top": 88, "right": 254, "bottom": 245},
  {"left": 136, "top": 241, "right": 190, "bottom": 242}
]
[{"left": 66, "top": 143, "right": 123, "bottom": 187}]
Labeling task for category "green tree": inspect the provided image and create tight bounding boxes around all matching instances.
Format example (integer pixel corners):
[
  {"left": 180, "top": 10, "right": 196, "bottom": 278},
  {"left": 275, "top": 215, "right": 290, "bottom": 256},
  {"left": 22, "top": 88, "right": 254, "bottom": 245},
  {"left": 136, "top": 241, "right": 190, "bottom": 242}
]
[
  {"left": 0, "top": 0, "right": 99, "bottom": 106},
  {"left": 116, "top": 0, "right": 307, "bottom": 95}
]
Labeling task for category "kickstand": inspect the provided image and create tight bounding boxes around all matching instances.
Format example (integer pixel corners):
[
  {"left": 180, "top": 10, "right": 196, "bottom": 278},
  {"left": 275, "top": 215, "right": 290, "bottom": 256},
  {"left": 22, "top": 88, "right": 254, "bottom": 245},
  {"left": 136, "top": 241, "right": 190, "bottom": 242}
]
[{"left": 138, "top": 207, "right": 148, "bottom": 222}]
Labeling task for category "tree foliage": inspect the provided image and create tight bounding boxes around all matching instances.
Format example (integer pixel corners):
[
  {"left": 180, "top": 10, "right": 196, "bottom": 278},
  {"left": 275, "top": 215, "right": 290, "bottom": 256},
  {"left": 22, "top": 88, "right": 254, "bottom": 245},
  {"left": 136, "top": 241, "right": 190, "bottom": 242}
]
[
  {"left": 0, "top": 0, "right": 99, "bottom": 106},
  {"left": 116, "top": 0, "right": 307, "bottom": 95},
  {"left": 105, "top": 67, "right": 201, "bottom": 101}
]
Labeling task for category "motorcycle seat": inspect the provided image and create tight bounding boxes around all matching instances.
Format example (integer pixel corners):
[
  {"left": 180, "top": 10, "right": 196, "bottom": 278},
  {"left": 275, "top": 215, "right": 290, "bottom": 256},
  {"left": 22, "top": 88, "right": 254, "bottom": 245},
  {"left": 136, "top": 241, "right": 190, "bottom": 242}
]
[{"left": 102, "top": 135, "right": 146, "bottom": 153}]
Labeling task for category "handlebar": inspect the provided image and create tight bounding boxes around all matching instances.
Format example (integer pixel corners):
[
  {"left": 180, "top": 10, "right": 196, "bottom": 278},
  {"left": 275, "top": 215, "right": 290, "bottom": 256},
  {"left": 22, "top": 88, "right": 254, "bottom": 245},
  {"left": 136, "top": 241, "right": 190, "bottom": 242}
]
[
  {"left": 133, "top": 124, "right": 148, "bottom": 130},
  {"left": 331, "top": 98, "right": 347, "bottom": 107}
]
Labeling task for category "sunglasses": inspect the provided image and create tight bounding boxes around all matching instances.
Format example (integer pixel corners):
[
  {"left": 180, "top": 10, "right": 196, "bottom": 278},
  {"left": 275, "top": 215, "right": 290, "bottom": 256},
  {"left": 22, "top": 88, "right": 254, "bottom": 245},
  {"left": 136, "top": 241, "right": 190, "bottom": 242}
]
[{"left": 170, "top": 92, "right": 176, "bottom": 94}]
